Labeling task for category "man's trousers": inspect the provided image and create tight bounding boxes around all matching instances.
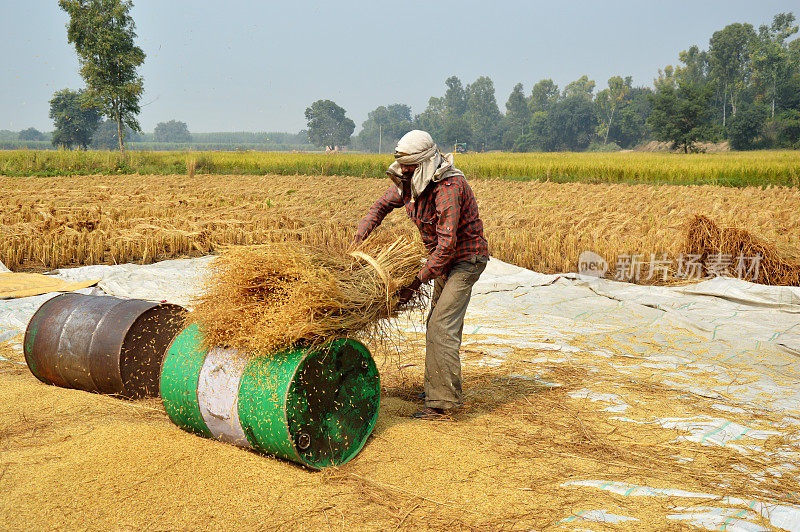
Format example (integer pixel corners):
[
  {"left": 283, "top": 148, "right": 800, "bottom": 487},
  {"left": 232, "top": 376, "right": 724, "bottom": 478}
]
[{"left": 424, "top": 255, "right": 488, "bottom": 410}]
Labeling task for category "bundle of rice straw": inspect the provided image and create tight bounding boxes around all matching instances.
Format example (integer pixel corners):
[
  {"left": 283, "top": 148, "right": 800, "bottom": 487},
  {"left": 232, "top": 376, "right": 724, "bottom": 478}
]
[
  {"left": 190, "top": 230, "right": 426, "bottom": 353},
  {"left": 684, "top": 215, "right": 799, "bottom": 286}
]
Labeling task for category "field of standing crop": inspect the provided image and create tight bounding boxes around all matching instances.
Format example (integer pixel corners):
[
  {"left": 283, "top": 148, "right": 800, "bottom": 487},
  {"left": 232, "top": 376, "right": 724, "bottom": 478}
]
[
  {"left": 1, "top": 173, "right": 798, "bottom": 283},
  {"left": 1, "top": 149, "right": 799, "bottom": 187}
]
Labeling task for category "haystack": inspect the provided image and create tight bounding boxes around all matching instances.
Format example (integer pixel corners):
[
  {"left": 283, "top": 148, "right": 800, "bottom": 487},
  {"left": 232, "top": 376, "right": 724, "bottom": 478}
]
[
  {"left": 190, "top": 230, "right": 425, "bottom": 353},
  {"left": 684, "top": 215, "right": 799, "bottom": 286}
]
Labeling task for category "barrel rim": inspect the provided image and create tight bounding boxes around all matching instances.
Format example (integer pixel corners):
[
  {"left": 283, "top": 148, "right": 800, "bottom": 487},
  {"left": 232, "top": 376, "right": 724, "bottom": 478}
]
[
  {"left": 283, "top": 337, "right": 381, "bottom": 470},
  {"left": 119, "top": 302, "right": 187, "bottom": 398},
  {"left": 23, "top": 293, "right": 74, "bottom": 384}
]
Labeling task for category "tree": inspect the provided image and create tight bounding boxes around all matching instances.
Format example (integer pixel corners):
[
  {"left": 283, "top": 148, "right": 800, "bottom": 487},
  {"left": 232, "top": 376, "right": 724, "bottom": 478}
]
[
  {"left": 514, "top": 111, "right": 549, "bottom": 151},
  {"left": 751, "top": 13, "right": 799, "bottom": 118},
  {"left": 414, "top": 96, "right": 447, "bottom": 143},
  {"left": 465, "top": 76, "right": 502, "bottom": 150},
  {"left": 444, "top": 76, "right": 467, "bottom": 118},
  {"left": 440, "top": 117, "right": 472, "bottom": 149},
  {"left": 610, "top": 87, "right": 654, "bottom": 148},
  {"left": 304, "top": 100, "right": 355, "bottom": 148},
  {"left": 563, "top": 75, "right": 596, "bottom": 100},
  {"left": 595, "top": 76, "right": 632, "bottom": 144},
  {"left": 728, "top": 103, "right": 767, "bottom": 149},
  {"left": 676, "top": 46, "right": 710, "bottom": 86},
  {"left": 19, "top": 128, "right": 44, "bottom": 141},
  {"left": 775, "top": 109, "right": 800, "bottom": 147},
  {"left": 503, "top": 83, "right": 530, "bottom": 149},
  {"left": 356, "top": 104, "right": 412, "bottom": 153},
  {"left": 708, "top": 22, "right": 756, "bottom": 127},
  {"left": 91, "top": 119, "right": 141, "bottom": 149},
  {"left": 546, "top": 95, "right": 596, "bottom": 151},
  {"left": 529, "top": 79, "right": 559, "bottom": 113},
  {"left": 648, "top": 81, "right": 712, "bottom": 153},
  {"left": 49, "top": 88, "right": 102, "bottom": 149},
  {"left": 59, "top": 0, "right": 145, "bottom": 153},
  {"left": 154, "top": 120, "right": 192, "bottom": 143}
]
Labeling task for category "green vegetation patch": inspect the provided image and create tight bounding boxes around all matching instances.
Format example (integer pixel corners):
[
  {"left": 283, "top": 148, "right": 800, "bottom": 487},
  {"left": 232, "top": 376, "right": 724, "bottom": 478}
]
[{"left": 0, "top": 150, "right": 797, "bottom": 187}]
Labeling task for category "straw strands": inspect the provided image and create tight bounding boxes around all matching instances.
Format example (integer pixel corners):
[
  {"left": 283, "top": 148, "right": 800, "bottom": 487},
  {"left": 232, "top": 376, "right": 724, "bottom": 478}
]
[{"left": 190, "top": 231, "right": 425, "bottom": 353}]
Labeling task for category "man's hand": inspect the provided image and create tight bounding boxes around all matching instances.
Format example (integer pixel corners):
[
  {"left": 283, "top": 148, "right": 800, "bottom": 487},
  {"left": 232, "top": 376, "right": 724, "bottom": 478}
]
[
  {"left": 396, "top": 277, "right": 422, "bottom": 305},
  {"left": 348, "top": 234, "right": 364, "bottom": 252}
]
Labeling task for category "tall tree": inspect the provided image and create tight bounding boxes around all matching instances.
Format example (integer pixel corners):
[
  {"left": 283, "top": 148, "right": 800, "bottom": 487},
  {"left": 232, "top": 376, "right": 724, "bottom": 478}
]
[
  {"left": 751, "top": 13, "right": 799, "bottom": 118},
  {"left": 59, "top": 0, "right": 145, "bottom": 153},
  {"left": 503, "top": 83, "right": 530, "bottom": 149},
  {"left": 304, "top": 100, "right": 355, "bottom": 148},
  {"left": 708, "top": 22, "right": 756, "bottom": 127},
  {"left": 465, "top": 76, "right": 502, "bottom": 150},
  {"left": 595, "top": 76, "right": 632, "bottom": 144},
  {"left": 676, "top": 46, "right": 710, "bottom": 86},
  {"left": 444, "top": 76, "right": 467, "bottom": 118},
  {"left": 562, "top": 75, "right": 596, "bottom": 100},
  {"left": 529, "top": 79, "right": 559, "bottom": 113},
  {"left": 546, "top": 95, "right": 596, "bottom": 151},
  {"left": 648, "top": 81, "right": 712, "bottom": 153},
  {"left": 610, "top": 87, "right": 653, "bottom": 148},
  {"left": 49, "top": 88, "right": 102, "bottom": 149}
]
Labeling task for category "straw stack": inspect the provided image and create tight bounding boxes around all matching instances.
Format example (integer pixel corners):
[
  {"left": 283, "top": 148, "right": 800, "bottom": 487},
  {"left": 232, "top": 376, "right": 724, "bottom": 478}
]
[
  {"left": 684, "top": 215, "right": 799, "bottom": 286},
  {"left": 190, "top": 230, "right": 425, "bottom": 353}
]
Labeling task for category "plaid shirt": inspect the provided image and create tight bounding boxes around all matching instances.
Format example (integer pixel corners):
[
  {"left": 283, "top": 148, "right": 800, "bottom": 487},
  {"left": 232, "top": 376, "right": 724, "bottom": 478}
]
[{"left": 356, "top": 174, "right": 488, "bottom": 283}]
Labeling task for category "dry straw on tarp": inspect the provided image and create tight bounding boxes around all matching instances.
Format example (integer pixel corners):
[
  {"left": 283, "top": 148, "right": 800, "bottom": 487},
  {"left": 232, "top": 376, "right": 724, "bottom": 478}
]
[
  {"left": 190, "top": 230, "right": 425, "bottom": 354},
  {"left": 685, "top": 214, "right": 799, "bottom": 286}
]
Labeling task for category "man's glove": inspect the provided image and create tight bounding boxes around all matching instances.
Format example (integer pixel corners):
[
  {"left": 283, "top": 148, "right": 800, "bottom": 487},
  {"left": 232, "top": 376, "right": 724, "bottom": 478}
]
[{"left": 396, "top": 277, "right": 422, "bottom": 305}]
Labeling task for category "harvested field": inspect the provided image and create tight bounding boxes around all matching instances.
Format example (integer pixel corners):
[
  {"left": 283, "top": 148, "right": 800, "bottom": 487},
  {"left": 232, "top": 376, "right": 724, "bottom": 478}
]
[{"left": 1, "top": 174, "right": 799, "bottom": 284}]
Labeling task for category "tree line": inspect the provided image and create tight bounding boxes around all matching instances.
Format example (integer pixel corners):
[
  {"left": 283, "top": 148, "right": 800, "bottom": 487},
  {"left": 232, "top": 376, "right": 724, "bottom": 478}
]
[
  {"left": 28, "top": 2, "right": 800, "bottom": 153},
  {"left": 306, "top": 12, "right": 799, "bottom": 153}
]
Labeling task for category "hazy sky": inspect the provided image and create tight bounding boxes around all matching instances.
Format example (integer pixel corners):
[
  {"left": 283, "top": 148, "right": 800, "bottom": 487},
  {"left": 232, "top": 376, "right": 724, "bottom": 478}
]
[{"left": 2, "top": 0, "right": 798, "bottom": 133}]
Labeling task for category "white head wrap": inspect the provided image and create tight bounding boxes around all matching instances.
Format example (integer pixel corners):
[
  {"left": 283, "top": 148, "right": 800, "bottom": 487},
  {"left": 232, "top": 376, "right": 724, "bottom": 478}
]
[{"left": 386, "top": 130, "right": 462, "bottom": 198}]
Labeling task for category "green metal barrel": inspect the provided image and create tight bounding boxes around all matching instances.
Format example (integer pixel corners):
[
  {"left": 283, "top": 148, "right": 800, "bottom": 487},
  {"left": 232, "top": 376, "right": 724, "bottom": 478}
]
[{"left": 160, "top": 324, "right": 380, "bottom": 469}]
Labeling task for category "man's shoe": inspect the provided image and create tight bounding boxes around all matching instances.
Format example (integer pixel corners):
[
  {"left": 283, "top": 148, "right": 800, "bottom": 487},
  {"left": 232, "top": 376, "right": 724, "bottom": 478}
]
[{"left": 411, "top": 407, "right": 453, "bottom": 421}]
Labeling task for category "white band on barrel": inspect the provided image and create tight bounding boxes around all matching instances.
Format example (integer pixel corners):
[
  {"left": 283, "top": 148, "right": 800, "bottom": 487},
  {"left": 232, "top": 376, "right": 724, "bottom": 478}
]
[{"left": 197, "top": 347, "right": 252, "bottom": 449}]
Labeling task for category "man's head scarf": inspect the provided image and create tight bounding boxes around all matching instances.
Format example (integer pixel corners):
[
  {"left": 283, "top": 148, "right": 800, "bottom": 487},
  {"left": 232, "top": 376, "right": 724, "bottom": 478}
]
[{"left": 386, "top": 130, "right": 462, "bottom": 198}]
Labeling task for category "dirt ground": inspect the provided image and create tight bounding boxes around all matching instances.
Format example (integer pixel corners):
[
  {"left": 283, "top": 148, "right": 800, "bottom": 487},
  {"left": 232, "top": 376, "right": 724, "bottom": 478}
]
[{"left": 2, "top": 331, "right": 798, "bottom": 531}]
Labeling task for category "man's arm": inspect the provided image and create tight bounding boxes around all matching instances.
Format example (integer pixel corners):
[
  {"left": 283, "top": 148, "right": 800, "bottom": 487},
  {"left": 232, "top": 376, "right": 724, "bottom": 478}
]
[
  {"left": 354, "top": 185, "right": 404, "bottom": 243},
  {"left": 417, "top": 182, "right": 461, "bottom": 283}
]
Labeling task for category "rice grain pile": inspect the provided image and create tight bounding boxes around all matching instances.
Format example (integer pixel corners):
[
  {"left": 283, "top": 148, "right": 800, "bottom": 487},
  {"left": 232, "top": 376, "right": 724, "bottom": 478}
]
[
  {"left": 685, "top": 214, "right": 800, "bottom": 286},
  {"left": 190, "top": 231, "right": 425, "bottom": 353}
]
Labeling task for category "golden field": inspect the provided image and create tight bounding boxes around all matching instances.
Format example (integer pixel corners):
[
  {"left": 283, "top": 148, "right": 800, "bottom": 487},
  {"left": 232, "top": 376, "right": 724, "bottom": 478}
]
[{"left": 1, "top": 173, "right": 799, "bottom": 283}]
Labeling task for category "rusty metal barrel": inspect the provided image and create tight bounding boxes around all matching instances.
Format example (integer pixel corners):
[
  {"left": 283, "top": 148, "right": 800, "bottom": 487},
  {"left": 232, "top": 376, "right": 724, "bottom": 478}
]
[{"left": 23, "top": 293, "right": 186, "bottom": 398}]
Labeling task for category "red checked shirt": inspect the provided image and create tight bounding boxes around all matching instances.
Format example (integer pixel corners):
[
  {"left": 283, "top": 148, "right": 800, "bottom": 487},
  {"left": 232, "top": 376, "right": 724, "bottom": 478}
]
[{"left": 356, "top": 174, "right": 488, "bottom": 283}]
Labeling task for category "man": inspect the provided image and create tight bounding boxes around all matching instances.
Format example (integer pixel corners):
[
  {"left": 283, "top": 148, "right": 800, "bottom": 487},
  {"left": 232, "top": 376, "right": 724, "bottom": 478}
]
[{"left": 352, "top": 130, "right": 489, "bottom": 421}]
